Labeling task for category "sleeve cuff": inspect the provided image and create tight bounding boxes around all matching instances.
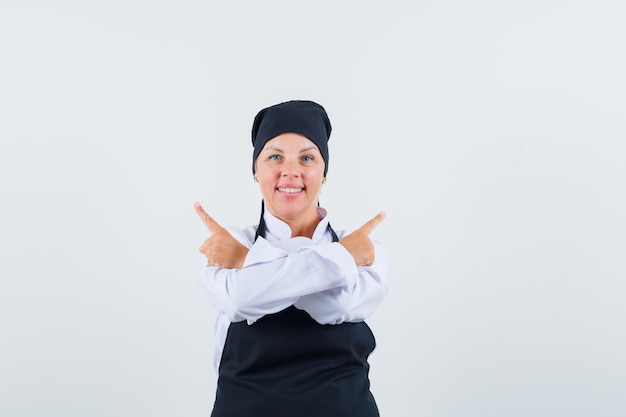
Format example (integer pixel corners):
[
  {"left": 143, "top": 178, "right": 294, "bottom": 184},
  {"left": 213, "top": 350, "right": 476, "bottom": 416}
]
[
  {"left": 243, "top": 236, "right": 289, "bottom": 267},
  {"left": 304, "top": 242, "right": 359, "bottom": 289}
]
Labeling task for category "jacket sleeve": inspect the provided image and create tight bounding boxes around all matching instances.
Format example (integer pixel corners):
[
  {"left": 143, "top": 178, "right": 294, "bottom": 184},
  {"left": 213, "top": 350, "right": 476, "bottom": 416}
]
[
  {"left": 199, "top": 229, "right": 388, "bottom": 324},
  {"left": 293, "top": 236, "right": 390, "bottom": 324},
  {"left": 198, "top": 231, "right": 359, "bottom": 324}
]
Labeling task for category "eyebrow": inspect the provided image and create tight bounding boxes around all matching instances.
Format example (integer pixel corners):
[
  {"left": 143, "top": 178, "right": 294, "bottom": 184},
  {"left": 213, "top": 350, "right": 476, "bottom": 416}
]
[{"left": 263, "top": 146, "right": 319, "bottom": 153}]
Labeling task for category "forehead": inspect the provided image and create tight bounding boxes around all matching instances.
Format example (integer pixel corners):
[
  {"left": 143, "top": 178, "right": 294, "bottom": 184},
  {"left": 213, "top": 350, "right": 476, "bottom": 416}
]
[{"left": 261, "top": 133, "right": 321, "bottom": 152}]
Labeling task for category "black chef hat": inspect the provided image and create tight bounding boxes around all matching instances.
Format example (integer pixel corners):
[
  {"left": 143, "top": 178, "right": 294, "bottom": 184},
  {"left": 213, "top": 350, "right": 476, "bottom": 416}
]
[{"left": 251, "top": 100, "right": 332, "bottom": 175}]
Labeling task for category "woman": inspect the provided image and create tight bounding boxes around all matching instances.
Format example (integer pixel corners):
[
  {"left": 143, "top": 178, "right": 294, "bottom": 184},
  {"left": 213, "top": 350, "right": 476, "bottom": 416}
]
[{"left": 194, "top": 100, "right": 390, "bottom": 417}]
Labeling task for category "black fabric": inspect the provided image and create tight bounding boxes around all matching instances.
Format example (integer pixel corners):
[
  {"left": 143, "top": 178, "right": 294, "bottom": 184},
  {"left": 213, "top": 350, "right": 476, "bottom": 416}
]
[
  {"left": 251, "top": 100, "right": 332, "bottom": 176},
  {"left": 211, "top": 308, "right": 379, "bottom": 417},
  {"left": 211, "top": 219, "right": 379, "bottom": 417}
]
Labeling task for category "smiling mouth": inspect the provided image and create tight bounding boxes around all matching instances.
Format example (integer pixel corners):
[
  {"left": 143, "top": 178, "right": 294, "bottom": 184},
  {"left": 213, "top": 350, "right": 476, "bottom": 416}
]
[{"left": 277, "top": 187, "right": 303, "bottom": 193}]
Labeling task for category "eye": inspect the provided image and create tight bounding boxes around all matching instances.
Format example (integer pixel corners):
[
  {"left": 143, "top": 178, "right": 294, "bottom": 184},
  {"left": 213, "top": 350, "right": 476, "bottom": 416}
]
[
  {"left": 268, "top": 154, "right": 281, "bottom": 161},
  {"left": 302, "top": 155, "right": 314, "bottom": 162}
]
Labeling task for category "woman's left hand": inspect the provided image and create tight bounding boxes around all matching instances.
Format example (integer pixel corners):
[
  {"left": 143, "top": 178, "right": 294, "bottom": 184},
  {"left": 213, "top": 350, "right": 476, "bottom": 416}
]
[
  {"left": 194, "top": 202, "right": 249, "bottom": 269},
  {"left": 339, "top": 211, "right": 386, "bottom": 267}
]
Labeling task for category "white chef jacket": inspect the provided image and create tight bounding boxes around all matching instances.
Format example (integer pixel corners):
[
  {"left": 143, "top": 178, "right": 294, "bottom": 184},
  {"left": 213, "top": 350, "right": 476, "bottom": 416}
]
[{"left": 198, "top": 206, "right": 390, "bottom": 374}]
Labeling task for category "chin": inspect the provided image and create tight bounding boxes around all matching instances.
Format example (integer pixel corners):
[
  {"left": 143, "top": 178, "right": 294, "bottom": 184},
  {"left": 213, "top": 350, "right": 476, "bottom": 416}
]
[{"left": 270, "top": 203, "right": 313, "bottom": 220}]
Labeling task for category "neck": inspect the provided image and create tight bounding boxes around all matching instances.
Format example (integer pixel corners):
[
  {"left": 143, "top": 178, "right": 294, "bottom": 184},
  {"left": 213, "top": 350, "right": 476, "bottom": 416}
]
[{"left": 287, "top": 218, "right": 320, "bottom": 238}]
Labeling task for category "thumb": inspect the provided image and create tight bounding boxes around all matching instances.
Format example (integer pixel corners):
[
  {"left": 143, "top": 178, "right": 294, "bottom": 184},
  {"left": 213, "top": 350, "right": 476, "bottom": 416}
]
[
  {"left": 357, "top": 211, "right": 386, "bottom": 235},
  {"left": 194, "top": 202, "right": 223, "bottom": 234}
]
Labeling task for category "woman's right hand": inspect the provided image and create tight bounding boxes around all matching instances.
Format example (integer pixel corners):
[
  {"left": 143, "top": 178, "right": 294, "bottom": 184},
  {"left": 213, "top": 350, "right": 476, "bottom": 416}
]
[
  {"left": 339, "top": 212, "right": 386, "bottom": 267},
  {"left": 194, "top": 202, "right": 249, "bottom": 269}
]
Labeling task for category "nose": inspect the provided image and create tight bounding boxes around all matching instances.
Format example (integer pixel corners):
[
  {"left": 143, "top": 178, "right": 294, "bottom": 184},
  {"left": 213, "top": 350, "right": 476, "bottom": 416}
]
[{"left": 281, "top": 159, "right": 301, "bottom": 177}]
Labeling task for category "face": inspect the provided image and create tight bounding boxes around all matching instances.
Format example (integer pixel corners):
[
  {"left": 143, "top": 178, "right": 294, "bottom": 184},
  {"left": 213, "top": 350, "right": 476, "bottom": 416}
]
[{"left": 254, "top": 133, "right": 326, "bottom": 224}]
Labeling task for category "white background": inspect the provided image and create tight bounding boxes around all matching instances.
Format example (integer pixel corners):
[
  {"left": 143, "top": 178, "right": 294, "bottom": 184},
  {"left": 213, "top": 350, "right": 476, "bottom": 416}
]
[{"left": 1, "top": 1, "right": 625, "bottom": 416}]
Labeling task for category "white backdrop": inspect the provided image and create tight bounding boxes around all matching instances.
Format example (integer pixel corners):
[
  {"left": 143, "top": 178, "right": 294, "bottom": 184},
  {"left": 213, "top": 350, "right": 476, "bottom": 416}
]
[{"left": 1, "top": 1, "right": 625, "bottom": 416}]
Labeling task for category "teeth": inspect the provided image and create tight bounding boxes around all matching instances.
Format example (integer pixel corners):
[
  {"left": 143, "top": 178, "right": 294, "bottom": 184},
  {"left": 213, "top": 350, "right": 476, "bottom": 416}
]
[{"left": 278, "top": 187, "right": 302, "bottom": 193}]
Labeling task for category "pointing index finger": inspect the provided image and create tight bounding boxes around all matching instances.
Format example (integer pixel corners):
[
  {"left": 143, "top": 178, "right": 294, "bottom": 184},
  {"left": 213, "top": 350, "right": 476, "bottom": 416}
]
[
  {"left": 359, "top": 211, "right": 386, "bottom": 235},
  {"left": 194, "top": 202, "right": 222, "bottom": 234}
]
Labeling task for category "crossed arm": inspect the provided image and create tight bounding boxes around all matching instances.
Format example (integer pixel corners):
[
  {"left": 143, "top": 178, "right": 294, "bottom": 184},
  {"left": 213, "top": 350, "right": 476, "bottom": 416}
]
[{"left": 194, "top": 202, "right": 389, "bottom": 325}]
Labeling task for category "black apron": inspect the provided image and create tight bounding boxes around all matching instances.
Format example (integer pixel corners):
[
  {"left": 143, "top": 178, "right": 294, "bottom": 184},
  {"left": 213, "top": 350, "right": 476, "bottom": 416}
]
[{"left": 210, "top": 214, "right": 380, "bottom": 417}]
